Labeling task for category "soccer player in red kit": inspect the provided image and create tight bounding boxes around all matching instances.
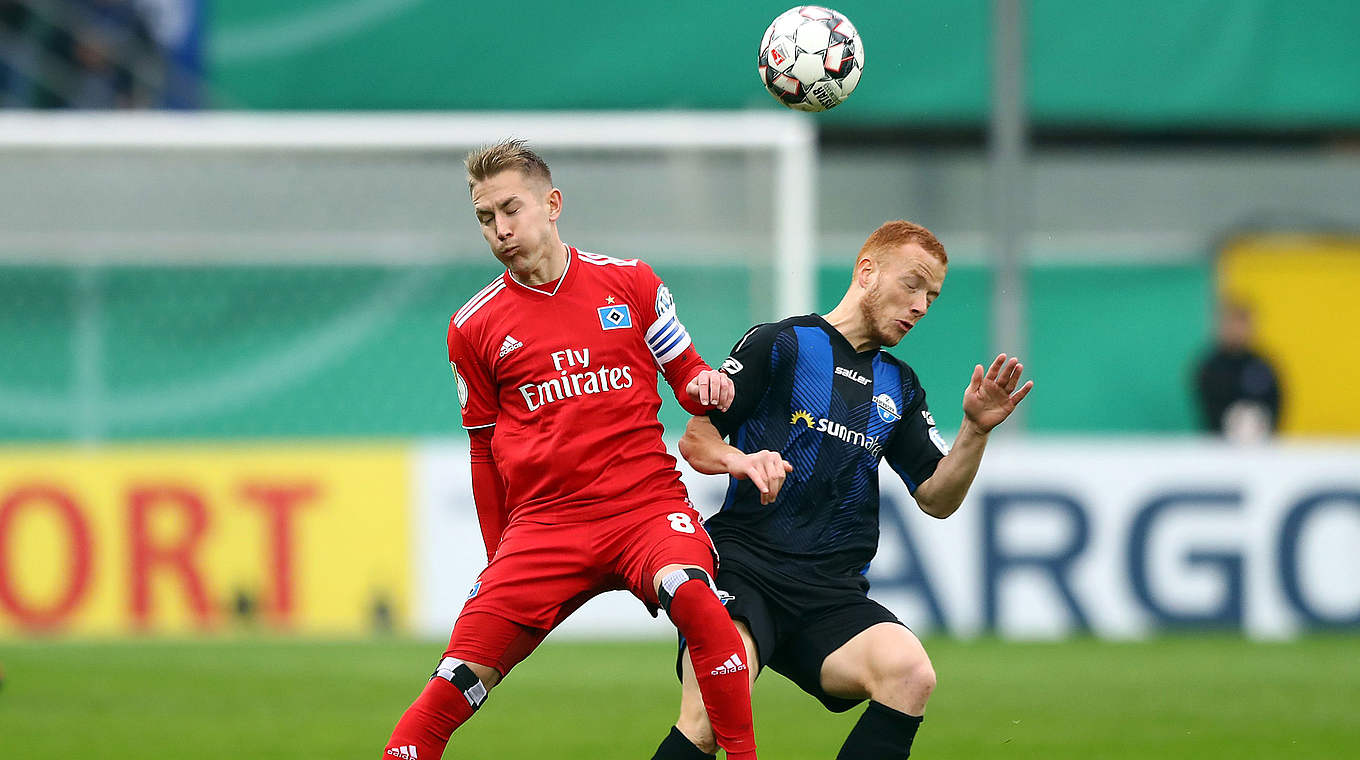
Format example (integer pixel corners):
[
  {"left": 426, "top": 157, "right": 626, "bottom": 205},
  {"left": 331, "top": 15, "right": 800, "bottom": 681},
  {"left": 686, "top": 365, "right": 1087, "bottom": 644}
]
[{"left": 381, "top": 140, "right": 758, "bottom": 760}]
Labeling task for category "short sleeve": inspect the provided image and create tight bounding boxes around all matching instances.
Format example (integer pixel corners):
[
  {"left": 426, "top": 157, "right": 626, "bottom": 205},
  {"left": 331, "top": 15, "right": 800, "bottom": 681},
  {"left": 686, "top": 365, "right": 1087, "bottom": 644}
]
[
  {"left": 447, "top": 319, "right": 498, "bottom": 429},
  {"left": 883, "top": 371, "right": 948, "bottom": 492},
  {"left": 707, "top": 322, "right": 781, "bottom": 439}
]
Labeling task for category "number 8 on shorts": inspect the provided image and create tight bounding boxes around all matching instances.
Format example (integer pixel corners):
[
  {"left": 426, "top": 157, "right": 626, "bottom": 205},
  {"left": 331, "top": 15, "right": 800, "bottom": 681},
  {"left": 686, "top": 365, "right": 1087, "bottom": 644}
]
[{"left": 667, "top": 512, "right": 696, "bottom": 533}]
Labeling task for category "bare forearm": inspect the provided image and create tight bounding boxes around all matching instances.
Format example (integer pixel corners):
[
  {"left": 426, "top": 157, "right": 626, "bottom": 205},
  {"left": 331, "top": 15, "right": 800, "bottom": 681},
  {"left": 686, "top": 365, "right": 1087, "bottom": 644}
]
[
  {"left": 914, "top": 353, "right": 1031, "bottom": 517},
  {"left": 914, "top": 419, "right": 989, "bottom": 518},
  {"left": 678, "top": 415, "right": 743, "bottom": 475}
]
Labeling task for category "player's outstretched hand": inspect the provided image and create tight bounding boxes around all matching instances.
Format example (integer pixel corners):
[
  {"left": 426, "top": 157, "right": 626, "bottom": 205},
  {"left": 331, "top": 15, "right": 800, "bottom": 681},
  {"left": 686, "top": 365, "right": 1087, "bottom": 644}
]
[
  {"left": 722, "top": 450, "right": 794, "bottom": 505},
  {"left": 687, "top": 369, "right": 735, "bottom": 412},
  {"left": 963, "top": 353, "right": 1033, "bottom": 433}
]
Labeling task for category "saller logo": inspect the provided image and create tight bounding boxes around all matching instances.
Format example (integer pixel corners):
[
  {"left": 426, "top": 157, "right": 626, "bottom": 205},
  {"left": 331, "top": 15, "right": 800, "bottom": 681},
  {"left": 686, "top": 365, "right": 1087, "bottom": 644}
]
[{"left": 835, "top": 366, "right": 870, "bottom": 385}]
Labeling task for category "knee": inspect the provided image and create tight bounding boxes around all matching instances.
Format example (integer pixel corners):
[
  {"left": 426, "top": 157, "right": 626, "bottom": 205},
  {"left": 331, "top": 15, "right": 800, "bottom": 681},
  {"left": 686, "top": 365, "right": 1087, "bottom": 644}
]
[
  {"left": 907, "top": 658, "right": 937, "bottom": 701},
  {"left": 657, "top": 567, "right": 719, "bottom": 618},
  {"left": 431, "top": 657, "right": 497, "bottom": 711},
  {"left": 461, "top": 660, "right": 501, "bottom": 690},
  {"left": 870, "top": 652, "right": 936, "bottom": 706}
]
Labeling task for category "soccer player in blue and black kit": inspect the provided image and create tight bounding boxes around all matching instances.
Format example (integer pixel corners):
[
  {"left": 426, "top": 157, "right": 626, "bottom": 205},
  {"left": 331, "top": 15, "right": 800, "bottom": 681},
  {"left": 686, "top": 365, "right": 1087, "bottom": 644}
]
[{"left": 650, "top": 220, "right": 1033, "bottom": 759}]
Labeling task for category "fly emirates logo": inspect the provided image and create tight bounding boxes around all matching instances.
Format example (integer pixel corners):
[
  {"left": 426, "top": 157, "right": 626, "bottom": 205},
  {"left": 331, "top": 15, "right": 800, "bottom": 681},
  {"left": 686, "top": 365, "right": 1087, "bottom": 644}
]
[{"left": 518, "top": 348, "right": 634, "bottom": 412}]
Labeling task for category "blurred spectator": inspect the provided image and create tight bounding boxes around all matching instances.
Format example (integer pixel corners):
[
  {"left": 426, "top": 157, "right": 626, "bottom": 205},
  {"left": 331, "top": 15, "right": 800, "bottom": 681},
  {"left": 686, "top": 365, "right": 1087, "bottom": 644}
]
[
  {"left": 1194, "top": 300, "right": 1282, "bottom": 441},
  {"left": 0, "top": 0, "right": 165, "bottom": 108},
  {"left": 128, "top": 0, "right": 201, "bottom": 108},
  {"left": 0, "top": 1, "right": 34, "bottom": 105}
]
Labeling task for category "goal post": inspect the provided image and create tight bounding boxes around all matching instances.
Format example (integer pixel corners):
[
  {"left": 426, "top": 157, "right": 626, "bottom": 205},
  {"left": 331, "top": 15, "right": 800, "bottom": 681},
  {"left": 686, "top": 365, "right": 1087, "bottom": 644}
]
[
  {"left": 0, "top": 111, "right": 818, "bottom": 442},
  {"left": 0, "top": 110, "right": 817, "bottom": 316}
]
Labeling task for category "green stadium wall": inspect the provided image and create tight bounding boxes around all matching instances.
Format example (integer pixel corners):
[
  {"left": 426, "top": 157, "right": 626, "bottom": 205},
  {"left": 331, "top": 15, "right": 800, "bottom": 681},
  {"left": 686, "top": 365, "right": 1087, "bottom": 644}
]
[
  {"left": 210, "top": 0, "right": 1360, "bottom": 127},
  {"left": 0, "top": 260, "right": 1211, "bottom": 442}
]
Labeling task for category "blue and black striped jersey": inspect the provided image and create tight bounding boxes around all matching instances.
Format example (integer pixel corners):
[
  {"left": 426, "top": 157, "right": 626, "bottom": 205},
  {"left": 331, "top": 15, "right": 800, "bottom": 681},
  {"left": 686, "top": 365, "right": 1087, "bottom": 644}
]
[{"left": 705, "top": 314, "right": 948, "bottom": 585}]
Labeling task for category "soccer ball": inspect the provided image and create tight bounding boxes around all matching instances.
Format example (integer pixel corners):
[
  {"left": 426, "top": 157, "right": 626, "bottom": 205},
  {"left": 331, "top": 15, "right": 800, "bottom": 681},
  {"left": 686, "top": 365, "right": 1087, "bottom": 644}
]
[{"left": 757, "top": 6, "right": 864, "bottom": 112}]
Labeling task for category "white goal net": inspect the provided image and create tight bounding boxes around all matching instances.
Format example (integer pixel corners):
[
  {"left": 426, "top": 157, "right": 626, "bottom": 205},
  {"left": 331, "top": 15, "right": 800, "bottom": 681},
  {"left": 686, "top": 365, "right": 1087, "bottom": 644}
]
[
  {"left": 0, "top": 111, "right": 817, "bottom": 441},
  {"left": 0, "top": 111, "right": 816, "bottom": 312}
]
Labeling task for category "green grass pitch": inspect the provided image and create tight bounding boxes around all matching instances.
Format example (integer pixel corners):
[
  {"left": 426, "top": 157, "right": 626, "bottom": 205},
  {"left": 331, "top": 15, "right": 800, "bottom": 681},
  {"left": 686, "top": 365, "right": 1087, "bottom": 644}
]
[{"left": 2, "top": 635, "right": 1356, "bottom": 758}]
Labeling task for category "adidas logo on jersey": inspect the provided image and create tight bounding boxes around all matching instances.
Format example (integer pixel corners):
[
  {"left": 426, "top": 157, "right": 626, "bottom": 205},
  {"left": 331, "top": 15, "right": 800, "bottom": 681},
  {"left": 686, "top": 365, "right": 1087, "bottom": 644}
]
[
  {"left": 711, "top": 654, "right": 747, "bottom": 676},
  {"left": 498, "top": 334, "right": 523, "bottom": 358},
  {"left": 387, "top": 745, "right": 418, "bottom": 758}
]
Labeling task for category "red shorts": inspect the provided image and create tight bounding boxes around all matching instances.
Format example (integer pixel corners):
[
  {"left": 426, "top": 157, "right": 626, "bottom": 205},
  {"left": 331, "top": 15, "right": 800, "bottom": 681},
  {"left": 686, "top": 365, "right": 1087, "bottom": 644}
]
[{"left": 445, "top": 499, "right": 716, "bottom": 674}]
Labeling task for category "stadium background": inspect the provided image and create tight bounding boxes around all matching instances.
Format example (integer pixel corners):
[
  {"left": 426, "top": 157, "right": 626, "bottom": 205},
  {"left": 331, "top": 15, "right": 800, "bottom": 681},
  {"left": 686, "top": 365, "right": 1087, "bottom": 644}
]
[{"left": 1, "top": 1, "right": 1358, "bottom": 758}]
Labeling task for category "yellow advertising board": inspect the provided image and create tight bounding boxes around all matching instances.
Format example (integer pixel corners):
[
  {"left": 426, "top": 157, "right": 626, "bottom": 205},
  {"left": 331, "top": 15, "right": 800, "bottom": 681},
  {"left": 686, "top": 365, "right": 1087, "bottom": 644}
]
[
  {"left": 1218, "top": 234, "right": 1360, "bottom": 435},
  {"left": 0, "top": 444, "right": 410, "bottom": 636}
]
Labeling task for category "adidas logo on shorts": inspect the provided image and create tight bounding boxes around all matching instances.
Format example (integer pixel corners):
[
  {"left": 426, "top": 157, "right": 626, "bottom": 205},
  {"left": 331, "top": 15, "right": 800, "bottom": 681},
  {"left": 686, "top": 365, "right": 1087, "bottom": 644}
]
[
  {"left": 711, "top": 654, "right": 747, "bottom": 676},
  {"left": 387, "top": 745, "right": 418, "bottom": 758}
]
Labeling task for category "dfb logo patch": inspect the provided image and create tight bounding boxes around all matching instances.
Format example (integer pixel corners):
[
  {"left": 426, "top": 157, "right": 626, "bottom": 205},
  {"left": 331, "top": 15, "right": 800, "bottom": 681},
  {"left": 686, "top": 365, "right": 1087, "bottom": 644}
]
[
  {"left": 451, "top": 362, "right": 468, "bottom": 410},
  {"left": 655, "top": 284, "right": 675, "bottom": 316}
]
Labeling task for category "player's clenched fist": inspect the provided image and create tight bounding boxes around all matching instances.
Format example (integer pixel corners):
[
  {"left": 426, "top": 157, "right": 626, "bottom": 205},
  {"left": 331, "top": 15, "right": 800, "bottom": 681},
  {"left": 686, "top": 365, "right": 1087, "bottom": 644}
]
[
  {"left": 687, "top": 368, "right": 735, "bottom": 412},
  {"left": 721, "top": 450, "right": 793, "bottom": 505}
]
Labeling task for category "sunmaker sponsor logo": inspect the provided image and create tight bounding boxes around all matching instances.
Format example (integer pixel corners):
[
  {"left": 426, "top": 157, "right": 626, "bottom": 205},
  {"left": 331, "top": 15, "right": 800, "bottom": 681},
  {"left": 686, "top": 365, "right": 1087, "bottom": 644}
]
[{"left": 790, "top": 409, "right": 883, "bottom": 456}]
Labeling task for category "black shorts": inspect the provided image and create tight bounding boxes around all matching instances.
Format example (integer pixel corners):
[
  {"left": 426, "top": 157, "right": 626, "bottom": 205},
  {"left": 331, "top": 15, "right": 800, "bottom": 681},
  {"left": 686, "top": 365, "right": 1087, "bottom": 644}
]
[{"left": 678, "top": 556, "right": 904, "bottom": 713}]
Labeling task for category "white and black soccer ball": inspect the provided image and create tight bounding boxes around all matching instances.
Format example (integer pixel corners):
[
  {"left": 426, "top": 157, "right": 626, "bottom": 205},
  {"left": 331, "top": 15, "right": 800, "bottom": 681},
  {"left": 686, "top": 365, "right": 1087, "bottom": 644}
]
[{"left": 757, "top": 6, "right": 864, "bottom": 112}]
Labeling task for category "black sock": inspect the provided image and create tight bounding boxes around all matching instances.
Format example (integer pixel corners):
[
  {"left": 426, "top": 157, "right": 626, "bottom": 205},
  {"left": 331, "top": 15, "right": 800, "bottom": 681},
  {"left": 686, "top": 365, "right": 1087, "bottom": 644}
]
[
  {"left": 835, "top": 700, "right": 924, "bottom": 759},
  {"left": 651, "top": 725, "right": 716, "bottom": 760}
]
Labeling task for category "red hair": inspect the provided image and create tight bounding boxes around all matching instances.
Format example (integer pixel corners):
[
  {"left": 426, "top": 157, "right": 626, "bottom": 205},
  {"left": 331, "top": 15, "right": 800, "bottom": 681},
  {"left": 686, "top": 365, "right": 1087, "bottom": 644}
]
[{"left": 858, "top": 220, "right": 947, "bottom": 265}]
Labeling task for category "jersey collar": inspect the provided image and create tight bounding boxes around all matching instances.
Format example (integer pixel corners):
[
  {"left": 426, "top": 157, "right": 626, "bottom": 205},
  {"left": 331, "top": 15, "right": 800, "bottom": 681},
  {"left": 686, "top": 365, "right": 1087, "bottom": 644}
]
[
  {"left": 813, "top": 313, "right": 881, "bottom": 358},
  {"left": 505, "top": 244, "right": 577, "bottom": 297}
]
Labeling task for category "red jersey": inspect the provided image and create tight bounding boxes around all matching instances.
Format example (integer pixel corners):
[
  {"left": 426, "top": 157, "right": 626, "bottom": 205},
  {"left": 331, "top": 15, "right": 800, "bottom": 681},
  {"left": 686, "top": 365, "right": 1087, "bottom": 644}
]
[{"left": 447, "top": 246, "right": 711, "bottom": 522}]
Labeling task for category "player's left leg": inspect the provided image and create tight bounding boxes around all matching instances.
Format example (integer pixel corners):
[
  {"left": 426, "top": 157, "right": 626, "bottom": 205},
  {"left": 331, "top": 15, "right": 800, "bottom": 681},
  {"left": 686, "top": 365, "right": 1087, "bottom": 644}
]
[
  {"left": 819, "top": 622, "right": 935, "bottom": 758},
  {"left": 614, "top": 503, "right": 757, "bottom": 759},
  {"left": 652, "top": 621, "right": 761, "bottom": 759},
  {"left": 652, "top": 562, "right": 757, "bottom": 760}
]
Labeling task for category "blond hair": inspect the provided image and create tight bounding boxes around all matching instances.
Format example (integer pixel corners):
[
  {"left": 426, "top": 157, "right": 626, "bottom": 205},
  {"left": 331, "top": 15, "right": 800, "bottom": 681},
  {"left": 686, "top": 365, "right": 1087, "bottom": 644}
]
[
  {"left": 464, "top": 139, "right": 552, "bottom": 191},
  {"left": 858, "top": 220, "right": 947, "bottom": 265}
]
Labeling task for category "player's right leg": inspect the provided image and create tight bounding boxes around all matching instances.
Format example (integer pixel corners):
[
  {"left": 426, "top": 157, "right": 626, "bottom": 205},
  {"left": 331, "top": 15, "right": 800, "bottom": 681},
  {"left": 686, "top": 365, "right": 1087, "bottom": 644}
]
[
  {"left": 819, "top": 622, "right": 935, "bottom": 759},
  {"left": 382, "top": 610, "right": 546, "bottom": 759},
  {"left": 653, "top": 619, "right": 760, "bottom": 759},
  {"left": 382, "top": 519, "right": 591, "bottom": 758}
]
